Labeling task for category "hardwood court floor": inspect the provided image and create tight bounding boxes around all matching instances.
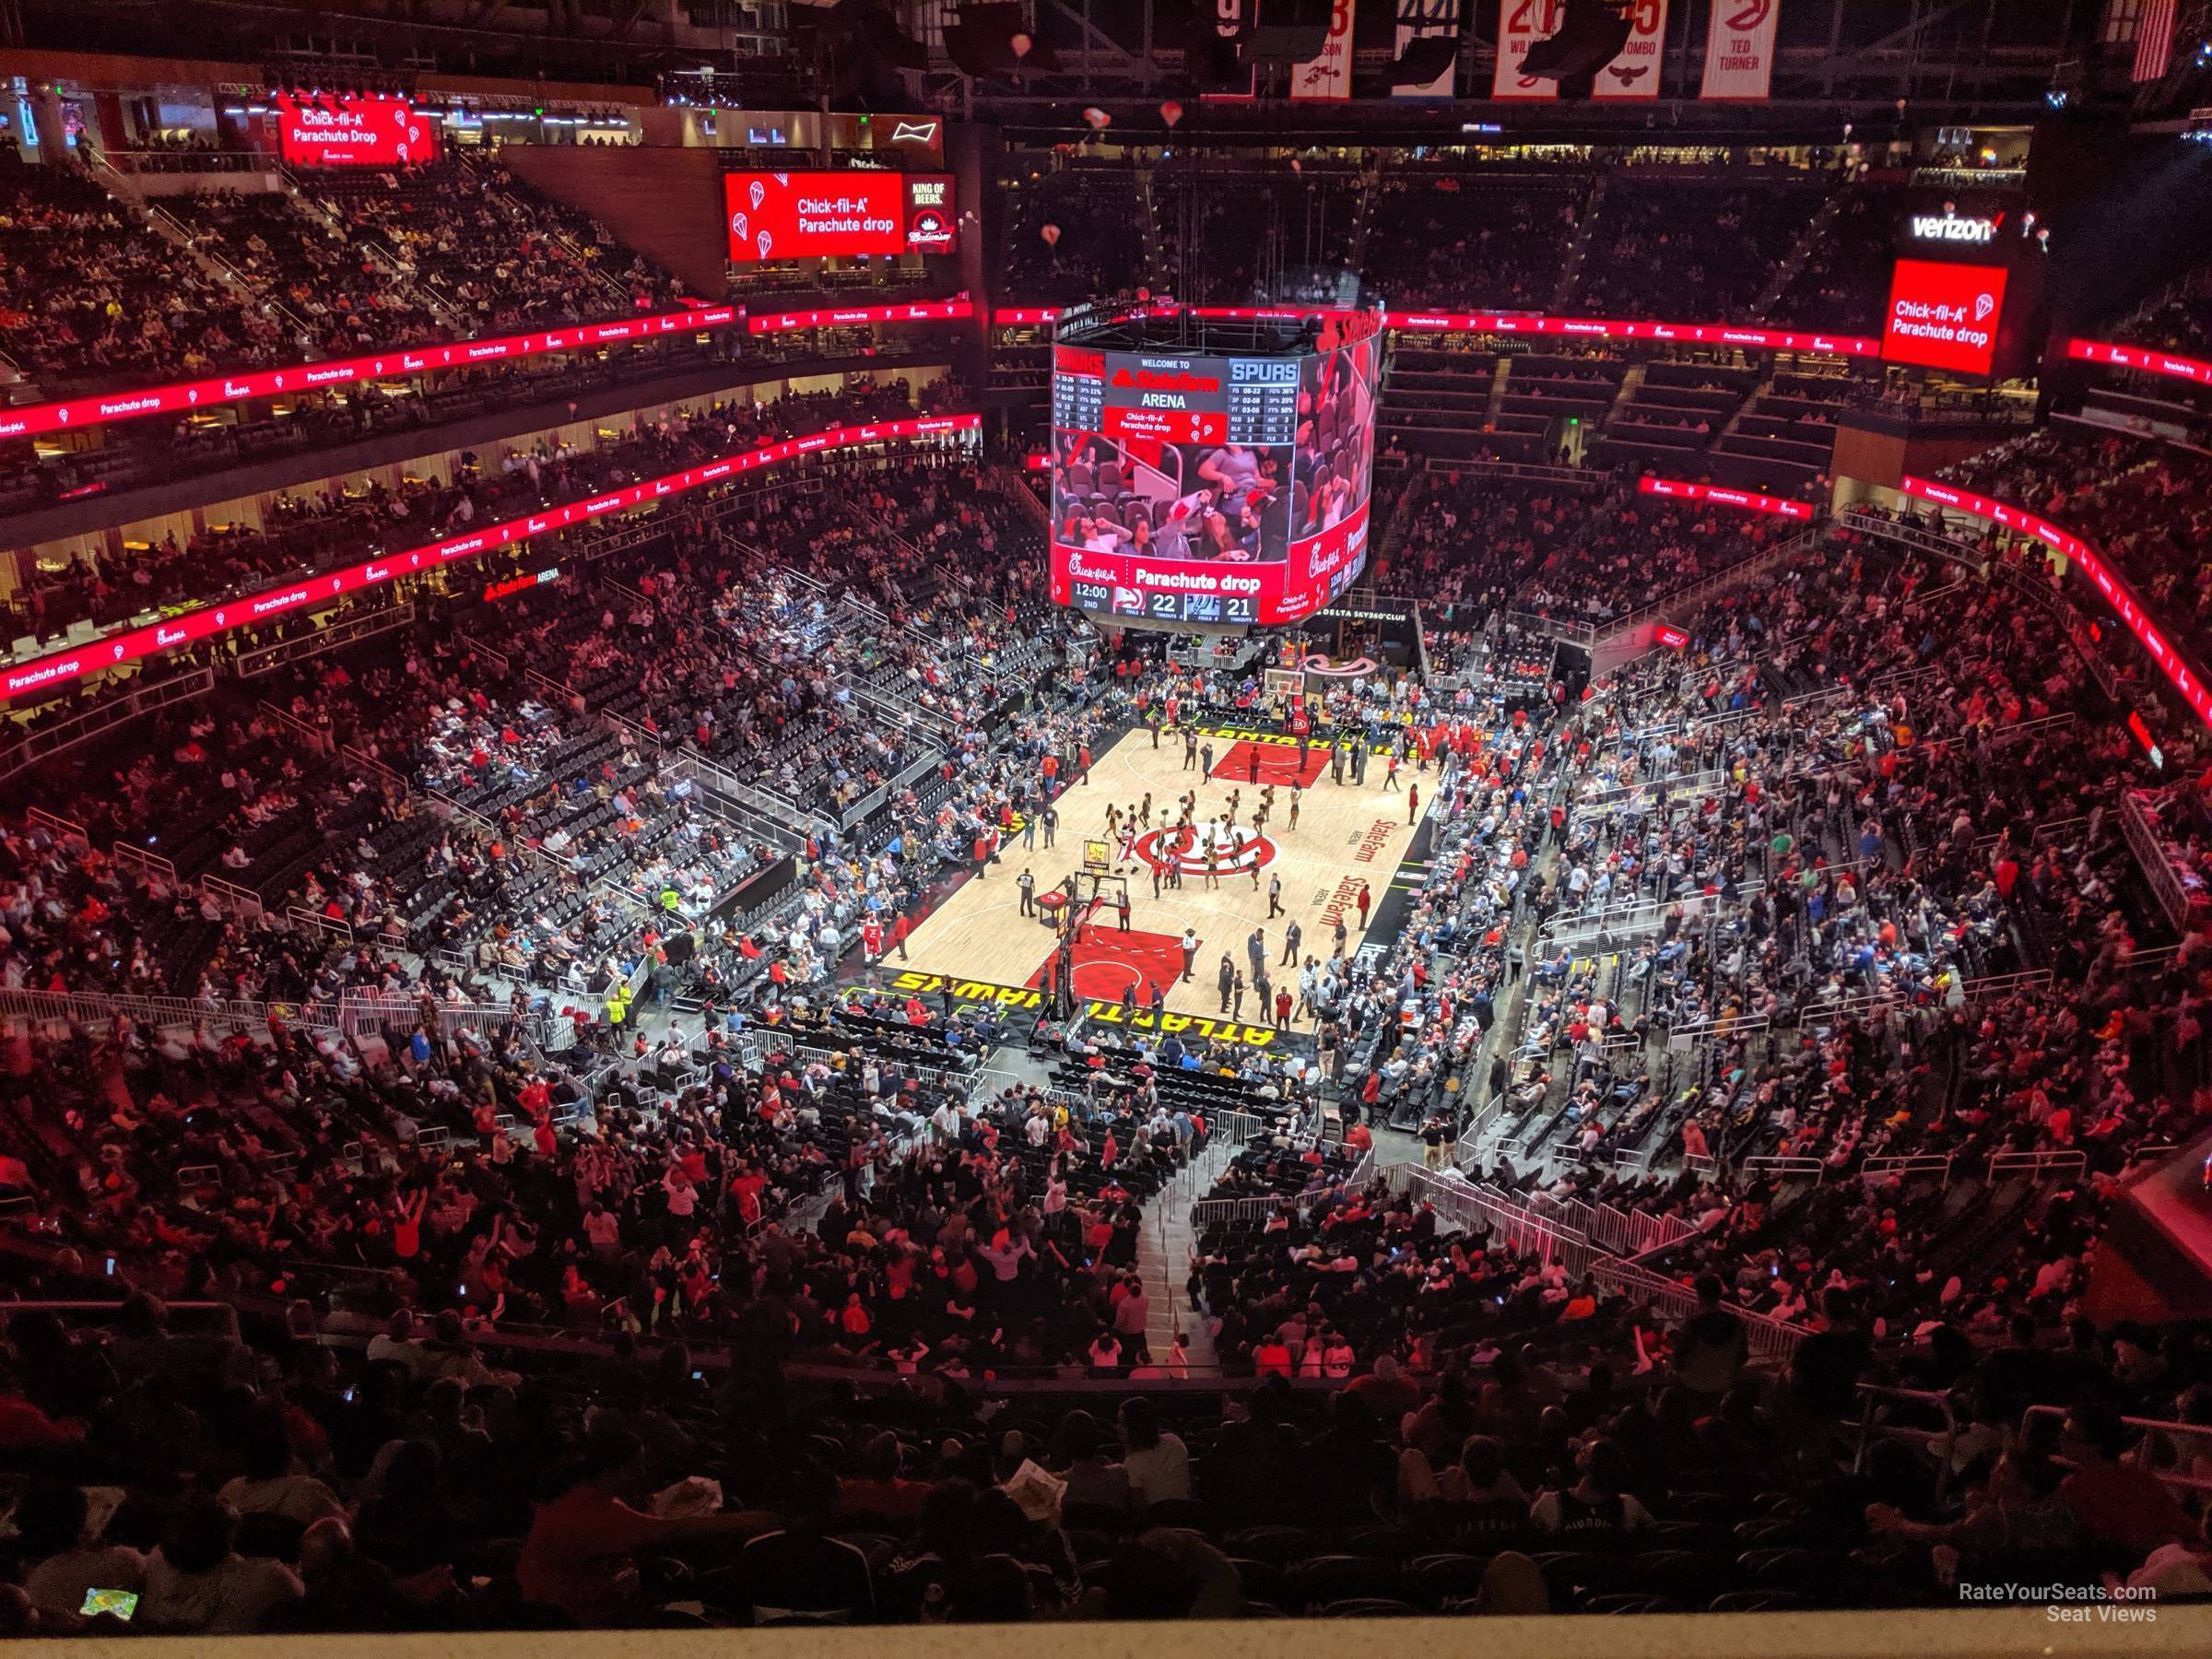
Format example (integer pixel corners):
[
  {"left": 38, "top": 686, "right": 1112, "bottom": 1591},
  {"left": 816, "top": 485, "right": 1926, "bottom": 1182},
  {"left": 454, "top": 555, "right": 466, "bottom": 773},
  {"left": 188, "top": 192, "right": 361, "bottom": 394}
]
[{"left": 898, "top": 724, "right": 1421, "bottom": 1027}]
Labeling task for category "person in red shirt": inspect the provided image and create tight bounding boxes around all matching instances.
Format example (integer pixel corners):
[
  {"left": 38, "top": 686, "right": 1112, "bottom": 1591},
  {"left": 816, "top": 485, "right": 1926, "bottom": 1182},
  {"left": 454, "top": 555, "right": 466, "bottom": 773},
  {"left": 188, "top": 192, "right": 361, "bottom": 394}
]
[
  {"left": 2057, "top": 1404, "right": 2194, "bottom": 1555},
  {"left": 519, "top": 1428, "right": 773, "bottom": 1626},
  {"left": 890, "top": 912, "right": 910, "bottom": 961},
  {"left": 728, "top": 1163, "right": 769, "bottom": 1225}
]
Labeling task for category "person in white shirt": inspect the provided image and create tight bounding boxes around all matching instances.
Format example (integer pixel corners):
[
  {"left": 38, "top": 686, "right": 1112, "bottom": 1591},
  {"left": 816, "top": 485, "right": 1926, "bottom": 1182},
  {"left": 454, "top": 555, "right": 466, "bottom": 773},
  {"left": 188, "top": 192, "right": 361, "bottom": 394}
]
[
  {"left": 138, "top": 1498, "right": 303, "bottom": 1634},
  {"left": 1118, "top": 1398, "right": 1192, "bottom": 1505},
  {"left": 17, "top": 1482, "right": 147, "bottom": 1623}
]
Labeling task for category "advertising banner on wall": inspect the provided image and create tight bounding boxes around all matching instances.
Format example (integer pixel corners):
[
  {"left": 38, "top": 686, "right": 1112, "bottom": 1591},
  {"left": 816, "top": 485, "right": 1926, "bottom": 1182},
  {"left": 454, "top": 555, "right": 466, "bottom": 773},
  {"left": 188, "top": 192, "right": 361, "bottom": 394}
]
[
  {"left": 723, "top": 171, "right": 958, "bottom": 263},
  {"left": 276, "top": 92, "right": 441, "bottom": 168},
  {"left": 1699, "top": 0, "right": 1781, "bottom": 100},
  {"left": 1880, "top": 258, "right": 2008, "bottom": 376}
]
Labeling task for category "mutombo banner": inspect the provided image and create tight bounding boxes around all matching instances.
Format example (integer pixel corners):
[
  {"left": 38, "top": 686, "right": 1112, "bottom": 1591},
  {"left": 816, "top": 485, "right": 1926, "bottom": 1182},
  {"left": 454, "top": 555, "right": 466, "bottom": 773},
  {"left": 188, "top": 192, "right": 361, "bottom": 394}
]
[{"left": 1700, "top": 0, "right": 1782, "bottom": 100}]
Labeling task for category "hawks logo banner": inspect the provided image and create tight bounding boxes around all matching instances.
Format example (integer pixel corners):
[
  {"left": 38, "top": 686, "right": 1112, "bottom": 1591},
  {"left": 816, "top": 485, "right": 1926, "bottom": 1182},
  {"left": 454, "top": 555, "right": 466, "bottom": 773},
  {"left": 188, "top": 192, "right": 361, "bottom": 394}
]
[
  {"left": 1595, "top": 0, "right": 1668, "bottom": 99},
  {"left": 1492, "top": 0, "right": 1668, "bottom": 100},
  {"left": 1700, "top": 0, "right": 1781, "bottom": 100}
]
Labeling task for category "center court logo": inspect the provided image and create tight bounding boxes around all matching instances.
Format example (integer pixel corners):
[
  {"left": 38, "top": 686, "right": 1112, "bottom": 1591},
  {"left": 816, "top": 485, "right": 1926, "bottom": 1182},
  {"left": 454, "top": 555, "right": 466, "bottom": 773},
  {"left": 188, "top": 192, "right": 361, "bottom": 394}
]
[{"left": 1134, "top": 823, "right": 1277, "bottom": 876}]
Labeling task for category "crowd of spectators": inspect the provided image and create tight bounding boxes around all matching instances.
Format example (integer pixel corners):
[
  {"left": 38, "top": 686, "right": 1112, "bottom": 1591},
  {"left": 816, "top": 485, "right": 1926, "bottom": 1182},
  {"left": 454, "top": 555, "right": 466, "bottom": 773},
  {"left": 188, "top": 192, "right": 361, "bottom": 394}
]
[
  {"left": 12, "top": 145, "right": 2212, "bottom": 1636},
  {"left": 1573, "top": 181, "right": 1823, "bottom": 324}
]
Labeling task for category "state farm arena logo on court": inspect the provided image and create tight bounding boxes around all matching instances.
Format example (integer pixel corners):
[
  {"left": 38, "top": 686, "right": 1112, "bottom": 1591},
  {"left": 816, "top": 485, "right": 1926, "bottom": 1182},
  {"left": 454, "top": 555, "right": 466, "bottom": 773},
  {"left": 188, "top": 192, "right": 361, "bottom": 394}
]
[{"left": 1133, "top": 823, "right": 1277, "bottom": 876}]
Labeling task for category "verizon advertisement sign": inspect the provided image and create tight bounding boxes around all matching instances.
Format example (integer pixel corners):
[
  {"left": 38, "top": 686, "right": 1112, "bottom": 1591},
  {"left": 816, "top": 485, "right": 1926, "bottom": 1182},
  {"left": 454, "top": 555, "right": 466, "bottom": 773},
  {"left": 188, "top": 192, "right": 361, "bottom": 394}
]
[
  {"left": 0, "top": 304, "right": 742, "bottom": 442},
  {"left": 2, "top": 413, "right": 980, "bottom": 704}
]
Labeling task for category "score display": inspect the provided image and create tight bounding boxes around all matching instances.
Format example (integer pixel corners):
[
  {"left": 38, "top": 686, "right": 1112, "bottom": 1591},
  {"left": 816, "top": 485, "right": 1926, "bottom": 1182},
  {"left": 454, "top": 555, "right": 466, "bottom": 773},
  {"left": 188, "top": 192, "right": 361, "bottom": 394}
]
[{"left": 1048, "top": 332, "right": 1376, "bottom": 627}]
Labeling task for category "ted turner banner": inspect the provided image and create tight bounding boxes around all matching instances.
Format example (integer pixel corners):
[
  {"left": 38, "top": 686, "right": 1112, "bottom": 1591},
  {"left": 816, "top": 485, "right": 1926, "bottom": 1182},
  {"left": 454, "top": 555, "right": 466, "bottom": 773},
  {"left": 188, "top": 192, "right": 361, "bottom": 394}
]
[{"left": 1700, "top": 0, "right": 1781, "bottom": 100}]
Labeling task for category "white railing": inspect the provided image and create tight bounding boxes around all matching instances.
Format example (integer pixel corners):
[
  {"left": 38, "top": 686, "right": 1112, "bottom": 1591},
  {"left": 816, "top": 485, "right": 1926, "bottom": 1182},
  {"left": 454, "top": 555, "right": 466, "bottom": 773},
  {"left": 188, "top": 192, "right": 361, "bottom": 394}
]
[
  {"left": 233, "top": 600, "right": 415, "bottom": 678},
  {"left": 109, "top": 842, "right": 178, "bottom": 892},
  {"left": 1859, "top": 1154, "right": 1954, "bottom": 1186},
  {"left": 0, "top": 984, "right": 342, "bottom": 1037},
  {"left": 1590, "top": 1256, "right": 1806, "bottom": 1363},
  {"left": 0, "top": 667, "right": 217, "bottom": 784},
  {"left": 1739, "top": 1154, "right": 1827, "bottom": 1184},
  {"left": 1389, "top": 1163, "right": 1598, "bottom": 1277},
  {"left": 27, "top": 807, "right": 88, "bottom": 844},
  {"left": 200, "top": 874, "right": 264, "bottom": 922},
  {"left": 1188, "top": 1194, "right": 1290, "bottom": 1227},
  {"left": 1987, "top": 1148, "right": 2088, "bottom": 1184},
  {"left": 287, "top": 905, "right": 352, "bottom": 946}
]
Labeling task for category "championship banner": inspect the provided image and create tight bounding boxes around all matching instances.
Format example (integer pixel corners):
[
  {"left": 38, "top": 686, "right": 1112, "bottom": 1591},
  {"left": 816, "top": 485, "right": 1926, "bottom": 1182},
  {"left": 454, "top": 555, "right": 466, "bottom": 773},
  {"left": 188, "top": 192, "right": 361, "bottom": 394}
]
[
  {"left": 1493, "top": 0, "right": 1669, "bottom": 100},
  {"left": 1291, "top": 0, "right": 1357, "bottom": 99},
  {"left": 1699, "top": 0, "right": 1780, "bottom": 100},
  {"left": 1394, "top": 0, "right": 1464, "bottom": 97}
]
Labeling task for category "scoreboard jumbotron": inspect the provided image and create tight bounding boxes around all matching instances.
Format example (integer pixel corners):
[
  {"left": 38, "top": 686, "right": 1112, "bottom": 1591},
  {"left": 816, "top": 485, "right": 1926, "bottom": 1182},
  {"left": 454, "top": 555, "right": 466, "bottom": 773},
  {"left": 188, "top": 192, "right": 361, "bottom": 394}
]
[{"left": 1045, "top": 300, "right": 1382, "bottom": 630}]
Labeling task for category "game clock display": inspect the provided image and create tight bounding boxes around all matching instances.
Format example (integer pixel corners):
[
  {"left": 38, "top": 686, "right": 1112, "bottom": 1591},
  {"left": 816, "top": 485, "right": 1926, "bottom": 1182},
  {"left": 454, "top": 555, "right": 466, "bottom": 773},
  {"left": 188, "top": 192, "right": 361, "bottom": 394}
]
[{"left": 1048, "top": 330, "right": 1376, "bottom": 628}]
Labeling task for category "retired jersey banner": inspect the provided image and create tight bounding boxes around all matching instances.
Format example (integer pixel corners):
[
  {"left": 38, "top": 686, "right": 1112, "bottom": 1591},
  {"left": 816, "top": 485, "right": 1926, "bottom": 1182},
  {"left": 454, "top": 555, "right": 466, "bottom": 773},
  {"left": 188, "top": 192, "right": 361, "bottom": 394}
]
[
  {"left": 1492, "top": 0, "right": 1559, "bottom": 98},
  {"left": 1395, "top": 0, "right": 1464, "bottom": 97},
  {"left": 1594, "top": 0, "right": 1669, "bottom": 99},
  {"left": 1700, "top": 0, "right": 1781, "bottom": 100},
  {"left": 1292, "top": 0, "right": 1357, "bottom": 99},
  {"left": 1495, "top": 0, "right": 1668, "bottom": 100}
]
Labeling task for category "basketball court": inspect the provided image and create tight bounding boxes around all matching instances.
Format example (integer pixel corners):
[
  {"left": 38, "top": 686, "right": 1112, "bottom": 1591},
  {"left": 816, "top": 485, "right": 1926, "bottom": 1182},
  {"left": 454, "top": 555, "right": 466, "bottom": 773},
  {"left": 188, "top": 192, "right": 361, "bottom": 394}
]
[{"left": 894, "top": 723, "right": 1423, "bottom": 1031}]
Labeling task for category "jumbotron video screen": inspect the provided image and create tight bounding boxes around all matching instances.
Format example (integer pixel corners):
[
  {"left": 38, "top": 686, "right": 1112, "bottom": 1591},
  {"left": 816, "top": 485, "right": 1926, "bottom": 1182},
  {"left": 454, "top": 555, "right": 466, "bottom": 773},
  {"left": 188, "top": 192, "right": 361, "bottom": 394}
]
[{"left": 1047, "top": 313, "right": 1377, "bottom": 627}]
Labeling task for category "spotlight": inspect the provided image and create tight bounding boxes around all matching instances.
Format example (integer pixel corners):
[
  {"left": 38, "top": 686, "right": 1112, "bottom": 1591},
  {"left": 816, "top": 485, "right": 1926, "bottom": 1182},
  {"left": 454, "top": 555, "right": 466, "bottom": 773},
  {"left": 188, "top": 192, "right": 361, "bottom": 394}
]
[{"left": 2044, "top": 88, "right": 2069, "bottom": 109}]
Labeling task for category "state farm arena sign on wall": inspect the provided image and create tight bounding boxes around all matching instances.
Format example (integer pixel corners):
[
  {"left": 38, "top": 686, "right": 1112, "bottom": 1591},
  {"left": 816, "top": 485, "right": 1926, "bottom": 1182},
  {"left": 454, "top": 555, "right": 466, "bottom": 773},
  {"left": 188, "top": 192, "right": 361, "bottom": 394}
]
[
  {"left": 723, "top": 171, "right": 959, "bottom": 262},
  {"left": 277, "top": 92, "right": 440, "bottom": 168}
]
